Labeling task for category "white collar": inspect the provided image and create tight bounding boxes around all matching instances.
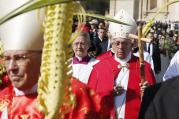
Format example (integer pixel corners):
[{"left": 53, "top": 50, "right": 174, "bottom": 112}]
[
  {"left": 98, "top": 37, "right": 103, "bottom": 41},
  {"left": 110, "top": 48, "right": 115, "bottom": 53},
  {"left": 14, "top": 83, "right": 38, "bottom": 96},
  {"left": 114, "top": 52, "right": 131, "bottom": 65}
]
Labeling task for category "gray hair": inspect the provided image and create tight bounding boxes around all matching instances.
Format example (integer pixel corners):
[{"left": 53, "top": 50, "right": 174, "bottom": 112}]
[{"left": 75, "top": 32, "right": 91, "bottom": 45}]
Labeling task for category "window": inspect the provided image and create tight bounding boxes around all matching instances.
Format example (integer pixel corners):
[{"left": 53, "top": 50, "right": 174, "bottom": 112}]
[{"left": 149, "top": 0, "right": 157, "bottom": 10}]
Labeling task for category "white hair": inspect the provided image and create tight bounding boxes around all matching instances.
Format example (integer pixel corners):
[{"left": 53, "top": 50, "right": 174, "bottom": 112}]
[{"left": 74, "top": 32, "right": 91, "bottom": 45}]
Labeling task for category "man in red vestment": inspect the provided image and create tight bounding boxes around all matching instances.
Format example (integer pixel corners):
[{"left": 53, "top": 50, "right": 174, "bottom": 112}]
[
  {"left": 87, "top": 9, "right": 156, "bottom": 119},
  {"left": 66, "top": 32, "right": 99, "bottom": 119},
  {"left": 0, "top": 0, "right": 45, "bottom": 118}
]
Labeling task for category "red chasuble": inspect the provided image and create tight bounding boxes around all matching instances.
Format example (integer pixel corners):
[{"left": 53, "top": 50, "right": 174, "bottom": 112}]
[
  {"left": 0, "top": 85, "right": 44, "bottom": 119},
  {"left": 64, "top": 56, "right": 98, "bottom": 119},
  {"left": 87, "top": 56, "right": 156, "bottom": 119},
  {"left": 96, "top": 50, "right": 114, "bottom": 60},
  {"left": 65, "top": 78, "right": 94, "bottom": 119}
]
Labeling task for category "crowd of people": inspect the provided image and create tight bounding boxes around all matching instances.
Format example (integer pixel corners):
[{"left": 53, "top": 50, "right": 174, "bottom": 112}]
[
  {"left": 144, "top": 21, "right": 178, "bottom": 81},
  {"left": 73, "top": 17, "right": 179, "bottom": 82},
  {"left": 0, "top": 0, "right": 179, "bottom": 119}
]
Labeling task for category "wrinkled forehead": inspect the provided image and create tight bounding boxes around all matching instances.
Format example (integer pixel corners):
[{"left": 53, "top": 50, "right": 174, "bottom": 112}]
[
  {"left": 113, "top": 37, "right": 130, "bottom": 43},
  {"left": 3, "top": 50, "right": 41, "bottom": 56},
  {"left": 73, "top": 36, "right": 87, "bottom": 43}
]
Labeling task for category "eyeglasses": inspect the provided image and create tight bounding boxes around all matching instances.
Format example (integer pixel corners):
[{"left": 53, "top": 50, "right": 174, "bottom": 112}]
[
  {"left": 73, "top": 42, "right": 88, "bottom": 47},
  {"left": 112, "top": 41, "right": 128, "bottom": 46},
  {"left": 3, "top": 52, "right": 41, "bottom": 67}
]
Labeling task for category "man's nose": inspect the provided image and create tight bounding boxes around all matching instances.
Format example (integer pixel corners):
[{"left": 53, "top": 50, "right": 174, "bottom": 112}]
[
  {"left": 76, "top": 43, "right": 83, "bottom": 48},
  {"left": 76, "top": 44, "right": 81, "bottom": 48},
  {"left": 6, "top": 59, "right": 18, "bottom": 71},
  {"left": 116, "top": 43, "right": 122, "bottom": 49}
]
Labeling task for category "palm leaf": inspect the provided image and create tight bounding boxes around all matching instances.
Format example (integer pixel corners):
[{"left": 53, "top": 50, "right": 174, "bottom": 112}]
[
  {"left": 76, "top": 13, "right": 131, "bottom": 26},
  {"left": 0, "top": 0, "right": 130, "bottom": 26},
  {"left": 0, "top": 0, "right": 74, "bottom": 25}
]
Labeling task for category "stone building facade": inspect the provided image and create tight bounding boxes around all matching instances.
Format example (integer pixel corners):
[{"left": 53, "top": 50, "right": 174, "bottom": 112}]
[{"left": 109, "top": 0, "right": 179, "bottom": 22}]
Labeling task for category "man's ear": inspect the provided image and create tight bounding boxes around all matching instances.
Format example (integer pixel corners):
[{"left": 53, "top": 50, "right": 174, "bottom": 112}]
[
  {"left": 87, "top": 42, "right": 91, "bottom": 50},
  {"left": 131, "top": 39, "right": 138, "bottom": 48}
]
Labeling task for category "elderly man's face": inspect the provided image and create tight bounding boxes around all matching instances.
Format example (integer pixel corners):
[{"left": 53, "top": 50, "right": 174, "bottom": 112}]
[
  {"left": 112, "top": 37, "right": 132, "bottom": 59},
  {"left": 72, "top": 36, "right": 89, "bottom": 58},
  {"left": 3, "top": 50, "right": 41, "bottom": 90}
]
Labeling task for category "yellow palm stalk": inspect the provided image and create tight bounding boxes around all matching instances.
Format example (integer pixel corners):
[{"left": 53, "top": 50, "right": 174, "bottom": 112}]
[
  {"left": 37, "top": 1, "right": 85, "bottom": 119},
  {"left": 0, "top": 38, "right": 6, "bottom": 82}
]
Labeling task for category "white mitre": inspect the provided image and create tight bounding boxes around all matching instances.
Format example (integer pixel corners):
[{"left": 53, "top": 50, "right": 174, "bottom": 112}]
[
  {"left": 109, "top": 9, "right": 137, "bottom": 39},
  {"left": 0, "top": 0, "right": 45, "bottom": 51}
]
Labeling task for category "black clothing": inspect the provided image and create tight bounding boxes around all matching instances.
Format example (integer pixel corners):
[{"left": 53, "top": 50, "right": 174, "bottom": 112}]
[
  {"left": 93, "top": 37, "right": 109, "bottom": 56},
  {"left": 152, "top": 40, "right": 161, "bottom": 74},
  {"left": 139, "top": 76, "right": 179, "bottom": 119}
]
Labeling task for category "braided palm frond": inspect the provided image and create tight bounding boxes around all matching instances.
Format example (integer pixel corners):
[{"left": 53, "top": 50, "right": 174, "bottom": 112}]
[{"left": 37, "top": 1, "right": 86, "bottom": 119}]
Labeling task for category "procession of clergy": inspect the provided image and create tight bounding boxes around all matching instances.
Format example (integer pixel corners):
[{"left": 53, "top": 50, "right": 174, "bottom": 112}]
[{"left": 0, "top": 0, "right": 179, "bottom": 119}]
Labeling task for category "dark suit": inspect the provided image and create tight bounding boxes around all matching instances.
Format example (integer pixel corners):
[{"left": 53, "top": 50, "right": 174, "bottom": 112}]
[
  {"left": 139, "top": 76, "right": 179, "bottom": 119},
  {"left": 152, "top": 40, "right": 161, "bottom": 74},
  {"left": 93, "top": 37, "right": 109, "bottom": 56}
]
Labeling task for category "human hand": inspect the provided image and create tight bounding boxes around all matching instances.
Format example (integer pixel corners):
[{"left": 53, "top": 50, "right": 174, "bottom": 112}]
[
  {"left": 113, "top": 85, "right": 124, "bottom": 96},
  {"left": 139, "top": 81, "right": 149, "bottom": 93}
]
